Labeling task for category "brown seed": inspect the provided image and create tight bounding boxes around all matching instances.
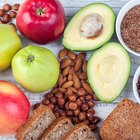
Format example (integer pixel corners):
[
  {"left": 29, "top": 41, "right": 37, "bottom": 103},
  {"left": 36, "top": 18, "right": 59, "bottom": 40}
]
[
  {"left": 66, "top": 110, "right": 73, "bottom": 117},
  {"left": 66, "top": 89, "right": 73, "bottom": 96},
  {"left": 78, "top": 112, "right": 86, "bottom": 121},
  {"left": 65, "top": 102, "right": 69, "bottom": 110},
  {"left": 45, "top": 93, "right": 53, "bottom": 99},
  {"left": 79, "top": 96, "right": 85, "bottom": 101},
  {"left": 57, "top": 97, "right": 65, "bottom": 105},
  {"left": 42, "top": 99, "right": 50, "bottom": 105},
  {"left": 55, "top": 92, "right": 63, "bottom": 98},
  {"left": 73, "top": 109, "right": 80, "bottom": 116},
  {"left": 53, "top": 105, "right": 59, "bottom": 111},
  {"left": 50, "top": 97, "right": 56, "bottom": 104},
  {"left": 54, "top": 112, "right": 60, "bottom": 118},
  {"left": 89, "top": 124, "right": 97, "bottom": 131},
  {"left": 78, "top": 72, "right": 87, "bottom": 80},
  {"left": 0, "top": 9, "right": 5, "bottom": 17},
  {"left": 58, "top": 74, "right": 63, "bottom": 87},
  {"left": 73, "top": 74, "right": 81, "bottom": 89},
  {"left": 81, "top": 103, "right": 89, "bottom": 111},
  {"left": 58, "top": 49, "right": 68, "bottom": 59},
  {"left": 51, "top": 88, "right": 58, "bottom": 94},
  {"left": 3, "top": 4, "right": 12, "bottom": 12},
  {"left": 74, "top": 59, "right": 82, "bottom": 72},
  {"left": 73, "top": 117, "right": 80, "bottom": 123},
  {"left": 33, "top": 103, "right": 40, "bottom": 110},
  {"left": 61, "top": 58, "right": 71, "bottom": 69},
  {"left": 93, "top": 94, "right": 99, "bottom": 101},
  {"left": 68, "top": 87, "right": 77, "bottom": 93},
  {"left": 47, "top": 103, "right": 55, "bottom": 110},
  {"left": 77, "top": 89, "right": 86, "bottom": 96},
  {"left": 68, "top": 74, "right": 73, "bottom": 81},
  {"left": 92, "top": 116, "right": 100, "bottom": 124},
  {"left": 69, "top": 102, "right": 78, "bottom": 110},
  {"left": 12, "top": 3, "right": 20, "bottom": 11},
  {"left": 81, "top": 80, "right": 86, "bottom": 84},
  {"left": 58, "top": 88, "right": 66, "bottom": 93},
  {"left": 88, "top": 101, "right": 95, "bottom": 108},
  {"left": 68, "top": 51, "right": 76, "bottom": 60},
  {"left": 69, "top": 67, "right": 74, "bottom": 74},
  {"left": 2, "top": 14, "right": 11, "bottom": 23},
  {"left": 82, "top": 60, "right": 87, "bottom": 73},
  {"left": 68, "top": 94, "right": 77, "bottom": 102},
  {"left": 82, "top": 82, "right": 93, "bottom": 94},
  {"left": 9, "top": 11, "right": 17, "bottom": 18},
  {"left": 77, "top": 53, "right": 86, "bottom": 60},
  {"left": 76, "top": 99, "right": 82, "bottom": 106},
  {"left": 62, "top": 66, "right": 70, "bottom": 76},
  {"left": 59, "top": 110, "right": 66, "bottom": 116},
  {"left": 87, "top": 112, "right": 94, "bottom": 121},
  {"left": 85, "top": 95, "right": 92, "bottom": 101},
  {"left": 62, "top": 81, "right": 73, "bottom": 88},
  {"left": 88, "top": 108, "right": 95, "bottom": 115}
]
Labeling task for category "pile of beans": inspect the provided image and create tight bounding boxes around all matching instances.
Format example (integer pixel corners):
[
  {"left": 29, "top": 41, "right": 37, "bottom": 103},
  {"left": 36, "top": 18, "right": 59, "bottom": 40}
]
[
  {"left": 0, "top": 3, "right": 20, "bottom": 29},
  {"left": 34, "top": 49, "right": 100, "bottom": 131}
]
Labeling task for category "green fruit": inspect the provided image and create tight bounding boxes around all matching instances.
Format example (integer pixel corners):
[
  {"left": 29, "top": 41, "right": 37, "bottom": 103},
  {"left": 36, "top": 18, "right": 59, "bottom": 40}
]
[
  {"left": 0, "top": 24, "right": 22, "bottom": 71},
  {"left": 87, "top": 42, "right": 131, "bottom": 102},
  {"left": 62, "top": 3, "right": 115, "bottom": 51},
  {"left": 12, "top": 45, "right": 59, "bottom": 93}
]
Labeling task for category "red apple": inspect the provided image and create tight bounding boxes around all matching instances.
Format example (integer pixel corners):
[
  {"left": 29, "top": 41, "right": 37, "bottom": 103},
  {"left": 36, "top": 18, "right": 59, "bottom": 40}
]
[
  {"left": 16, "top": 0, "right": 65, "bottom": 44},
  {"left": 0, "top": 80, "right": 30, "bottom": 135}
]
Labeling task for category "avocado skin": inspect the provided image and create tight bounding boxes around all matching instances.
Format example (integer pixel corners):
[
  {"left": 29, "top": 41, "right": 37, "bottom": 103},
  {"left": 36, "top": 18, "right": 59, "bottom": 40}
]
[
  {"left": 62, "top": 3, "right": 116, "bottom": 51},
  {"left": 87, "top": 42, "right": 131, "bottom": 103}
]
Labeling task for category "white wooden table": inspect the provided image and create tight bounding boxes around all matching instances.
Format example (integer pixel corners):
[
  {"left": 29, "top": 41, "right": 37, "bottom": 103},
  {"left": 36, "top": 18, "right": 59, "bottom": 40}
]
[{"left": 0, "top": 0, "right": 139, "bottom": 139}]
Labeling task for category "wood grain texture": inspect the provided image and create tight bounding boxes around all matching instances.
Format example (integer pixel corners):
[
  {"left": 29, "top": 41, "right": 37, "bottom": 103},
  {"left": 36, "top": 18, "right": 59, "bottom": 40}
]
[{"left": 0, "top": 0, "right": 138, "bottom": 140}]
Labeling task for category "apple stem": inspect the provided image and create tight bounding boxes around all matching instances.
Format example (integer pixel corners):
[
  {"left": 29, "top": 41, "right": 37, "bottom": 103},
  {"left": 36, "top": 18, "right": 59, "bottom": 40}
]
[
  {"left": 27, "top": 55, "right": 34, "bottom": 62},
  {"left": 37, "top": 9, "right": 45, "bottom": 16}
]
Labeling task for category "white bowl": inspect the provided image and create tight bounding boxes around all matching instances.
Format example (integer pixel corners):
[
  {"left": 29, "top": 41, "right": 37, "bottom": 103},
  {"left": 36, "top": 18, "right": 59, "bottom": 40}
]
[
  {"left": 133, "top": 66, "right": 140, "bottom": 104},
  {"left": 116, "top": 0, "right": 140, "bottom": 57}
]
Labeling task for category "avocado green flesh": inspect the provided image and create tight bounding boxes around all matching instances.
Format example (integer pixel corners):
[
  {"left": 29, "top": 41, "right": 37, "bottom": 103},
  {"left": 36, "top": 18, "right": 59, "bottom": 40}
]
[
  {"left": 63, "top": 3, "right": 115, "bottom": 51},
  {"left": 87, "top": 42, "right": 131, "bottom": 102}
]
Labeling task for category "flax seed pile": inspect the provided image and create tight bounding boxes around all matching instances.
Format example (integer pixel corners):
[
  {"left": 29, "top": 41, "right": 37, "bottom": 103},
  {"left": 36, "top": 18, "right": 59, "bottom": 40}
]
[{"left": 121, "top": 4, "right": 140, "bottom": 53}]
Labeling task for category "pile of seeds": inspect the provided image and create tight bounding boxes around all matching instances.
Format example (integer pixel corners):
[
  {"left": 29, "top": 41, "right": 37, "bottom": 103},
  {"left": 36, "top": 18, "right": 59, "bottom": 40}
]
[
  {"left": 0, "top": 3, "right": 20, "bottom": 30},
  {"left": 34, "top": 49, "right": 100, "bottom": 131}
]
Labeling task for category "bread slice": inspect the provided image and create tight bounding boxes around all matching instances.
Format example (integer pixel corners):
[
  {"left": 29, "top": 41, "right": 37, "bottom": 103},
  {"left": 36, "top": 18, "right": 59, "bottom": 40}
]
[
  {"left": 62, "top": 123, "right": 97, "bottom": 140},
  {"left": 16, "top": 105, "right": 56, "bottom": 140},
  {"left": 40, "top": 116, "right": 73, "bottom": 140},
  {"left": 99, "top": 99, "right": 140, "bottom": 140}
]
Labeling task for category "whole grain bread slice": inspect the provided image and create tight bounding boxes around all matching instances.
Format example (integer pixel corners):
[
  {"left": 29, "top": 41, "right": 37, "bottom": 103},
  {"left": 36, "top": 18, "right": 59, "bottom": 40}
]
[
  {"left": 62, "top": 123, "right": 97, "bottom": 140},
  {"left": 16, "top": 105, "right": 56, "bottom": 140},
  {"left": 40, "top": 116, "right": 73, "bottom": 140},
  {"left": 99, "top": 98, "right": 140, "bottom": 140}
]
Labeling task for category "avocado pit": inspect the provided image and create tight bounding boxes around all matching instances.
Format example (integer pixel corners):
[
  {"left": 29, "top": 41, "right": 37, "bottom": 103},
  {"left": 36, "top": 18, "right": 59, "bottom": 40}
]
[{"left": 80, "top": 13, "right": 103, "bottom": 38}]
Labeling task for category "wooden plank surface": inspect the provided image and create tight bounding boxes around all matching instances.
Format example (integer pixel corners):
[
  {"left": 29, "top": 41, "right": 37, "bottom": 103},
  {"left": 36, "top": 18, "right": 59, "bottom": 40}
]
[{"left": 0, "top": 0, "right": 139, "bottom": 139}]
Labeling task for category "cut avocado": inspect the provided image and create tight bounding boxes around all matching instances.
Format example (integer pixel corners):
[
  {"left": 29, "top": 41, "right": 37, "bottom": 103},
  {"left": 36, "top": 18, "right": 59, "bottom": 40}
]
[
  {"left": 87, "top": 42, "right": 131, "bottom": 102},
  {"left": 62, "top": 3, "right": 115, "bottom": 51}
]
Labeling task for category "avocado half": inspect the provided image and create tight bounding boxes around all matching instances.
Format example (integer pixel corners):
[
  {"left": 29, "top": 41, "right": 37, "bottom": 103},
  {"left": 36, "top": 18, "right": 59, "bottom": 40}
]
[
  {"left": 87, "top": 42, "right": 131, "bottom": 103},
  {"left": 62, "top": 3, "right": 115, "bottom": 51}
]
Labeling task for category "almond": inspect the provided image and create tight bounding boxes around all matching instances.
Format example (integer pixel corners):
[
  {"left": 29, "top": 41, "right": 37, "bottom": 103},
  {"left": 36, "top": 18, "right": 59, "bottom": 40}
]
[
  {"left": 73, "top": 74, "right": 81, "bottom": 89},
  {"left": 69, "top": 67, "right": 74, "bottom": 74},
  {"left": 68, "top": 51, "right": 76, "bottom": 60},
  {"left": 58, "top": 88, "right": 67, "bottom": 93},
  {"left": 58, "top": 49, "right": 68, "bottom": 59},
  {"left": 62, "top": 81, "right": 73, "bottom": 88},
  {"left": 68, "top": 87, "right": 77, "bottom": 93},
  {"left": 78, "top": 72, "right": 87, "bottom": 80},
  {"left": 77, "top": 53, "right": 86, "bottom": 60},
  {"left": 74, "top": 59, "right": 82, "bottom": 72},
  {"left": 61, "top": 58, "right": 72, "bottom": 69},
  {"left": 58, "top": 74, "right": 63, "bottom": 87},
  {"left": 62, "top": 66, "right": 71, "bottom": 76},
  {"left": 82, "top": 60, "right": 87, "bottom": 73},
  {"left": 68, "top": 74, "right": 73, "bottom": 81},
  {"left": 82, "top": 82, "right": 93, "bottom": 94}
]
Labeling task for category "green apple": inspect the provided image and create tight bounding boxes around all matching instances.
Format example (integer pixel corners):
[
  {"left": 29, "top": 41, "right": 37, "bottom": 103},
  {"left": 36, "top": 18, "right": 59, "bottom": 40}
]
[
  {"left": 0, "top": 24, "right": 22, "bottom": 71},
  {"left": 12, "top": 45, "right": 59, "bottom": 93}
]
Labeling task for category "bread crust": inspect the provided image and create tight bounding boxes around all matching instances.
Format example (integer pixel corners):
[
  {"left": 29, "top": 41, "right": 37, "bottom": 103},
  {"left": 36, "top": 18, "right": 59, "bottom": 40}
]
[
  {"left": 40, "top": 116, "right": 73, "bottom": 140},
  {"left": 16, "top": 105, "right": 56, "bottom": 140},
  {"left": 99, "top": 99, "right": 140, "bottom": 140}
]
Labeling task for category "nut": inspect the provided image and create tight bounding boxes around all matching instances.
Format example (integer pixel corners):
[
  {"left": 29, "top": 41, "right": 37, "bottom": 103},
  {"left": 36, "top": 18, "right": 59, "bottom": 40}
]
[
  {"left": 62, "top": 66, "right": 71, "bottom": 76},
  {"left": 68, "top": 87, "right": 77, "bottom": 93},
  {"left": 68, "top": 51, "right": 76, "bottom": 60},
  {"left": 12, "top": 3, "right": 20, "bottom": 11},
  {"left": 58, "top": 49, "right": 68, "bottom": 59},
  {"left": 53, "top": 105, "right": 59, "bottom": 111},
  {"left": 58, "top": 88, "right": 66, "bottom": 93},
  {"left": 46, "top": 93, "right": 53, "bottom": 99},
  {"left": 73, "top": 109, "right": 80, "bottom": 116},
  {"left": 85, "top": 95, "right": 92, "bottom": 101},
  {"left": 2, "top": 14, "right": 11, "bottom": 23},
  {"left": 73, "top": 117, "right": 80, "bottom": 123},
  {"left": 68, "top": 74, "right": 73, "bottom": 81},
  {"left": 55, "top": 92, "right": 63, "bottom": 98},
  {"left": 9, "top": 11, "right": 17, "bottom": 18},
  {"left": 47, "top": 103, "right": 55, "bottom": 110},
  {"left": 76, "top": 99, "right": 82, "bottom": 106},
  {"left": 58, "top": 74, "right": 63, "bottom": 87},
  {"left": 88, "top": 108, "right": 95, "bottom": 115},
  {"left": 50, "top": 97, "right": 56, "bottom": 104},
  {"left": 59, "top": 110, "right": 66, "bottom": 116},
  {"left": 78, "top": 112, "right": 86, "bottom": 121},
  {"left": 68, "top": 94, "right": 77, "bottom": 102},
  {"left": 0, "top": 9, "right": 5, "bottom": 17},
  {"left": 3, "top": 4, "right": 12, "bottom": 12},
  {"left": 93, "top": 94, "right": 99, "bottom": 101},
  {"left": 81, "top": 103, "right": 89, "bottom": 111},
  {"left": 54, "top": 112, "right": 60, "bottom": 118},
  {"left": 92, "top": 116, "right": 100, "bottom": 124},
  {"left": 61, "top": 58, "right": 71, "bottom": 69},
  {"left": 82, "top": 82, "right": 93, "bottom": 94},
  {"left": 87, "top": 101, "right": 95, "bottom": 108},
  {"left": 68, "top": 102, "right": 78, "bottom": 110},
  {"left": 74, "top": 59, "right": 83, "bottom": 72},
  {"left": 73, "top": 74, "right": 81, "bottom": 89},
  {"left": 66, "top": 110, "right": 73, "bottom": 117},
  {"left": 62, "top": 81, "right": 73, "bottom": 88},
  {"left": 57, "top": 97, "right": 65, "bottom": 105},
  {"left": 77, "top": 53, "right": 86, "bottom": 60},
  {"left": 42, "top": 99, "right": 50, "bottom": 105},
  {"left": 82, "top": 60, "right": 87, "bottom": 73},
  {"left": 77, "top": 89, "right": 86, "bottom": 96},
  {"left": 78, "top": 72, "right": 87, "bottom": 80}
]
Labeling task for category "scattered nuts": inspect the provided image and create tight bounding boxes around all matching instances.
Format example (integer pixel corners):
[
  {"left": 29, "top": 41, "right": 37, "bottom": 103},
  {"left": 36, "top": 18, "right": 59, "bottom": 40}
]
[
  {"left": 12, "top": 3, "right": 20, "bottom": 11},
  {"left": 3, "top": 4, "right": 12, "bottom": 12}
]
